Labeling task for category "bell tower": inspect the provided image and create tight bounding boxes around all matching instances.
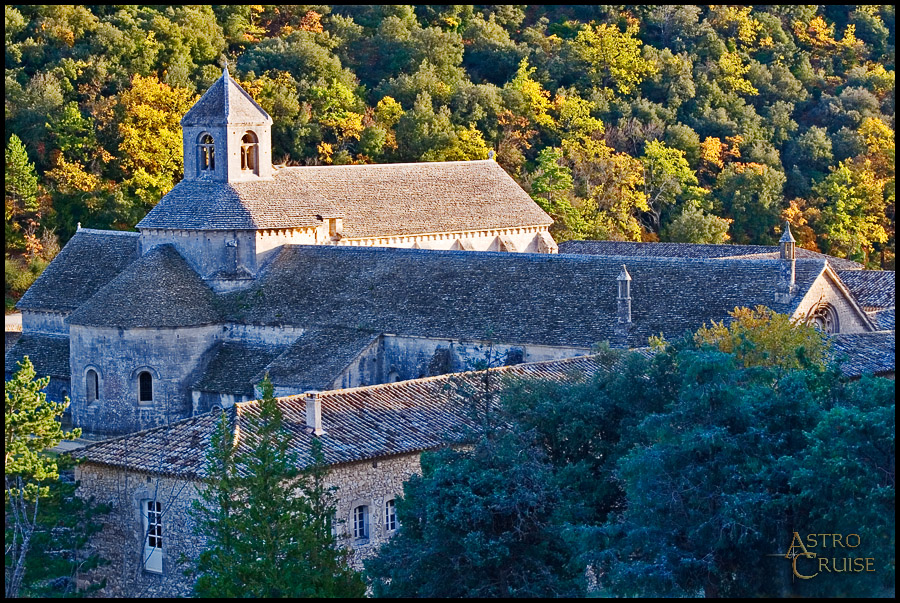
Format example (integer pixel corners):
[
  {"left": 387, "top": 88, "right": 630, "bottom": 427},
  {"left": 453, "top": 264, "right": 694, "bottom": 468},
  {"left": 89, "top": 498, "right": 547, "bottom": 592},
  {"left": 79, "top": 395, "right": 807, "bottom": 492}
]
[{"left": 180, "top": 66, "right": 273, "bottom": 183}]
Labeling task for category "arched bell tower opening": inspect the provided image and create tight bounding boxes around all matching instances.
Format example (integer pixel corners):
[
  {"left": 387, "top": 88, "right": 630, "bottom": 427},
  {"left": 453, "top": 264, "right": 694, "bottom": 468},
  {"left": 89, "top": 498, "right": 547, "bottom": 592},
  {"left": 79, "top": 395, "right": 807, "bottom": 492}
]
[
  {"left": 198, "top": 133, "right": 215, "bottom": 175},
  {"left": 240, "top": 131, "right": 259, "bottom": 175}
]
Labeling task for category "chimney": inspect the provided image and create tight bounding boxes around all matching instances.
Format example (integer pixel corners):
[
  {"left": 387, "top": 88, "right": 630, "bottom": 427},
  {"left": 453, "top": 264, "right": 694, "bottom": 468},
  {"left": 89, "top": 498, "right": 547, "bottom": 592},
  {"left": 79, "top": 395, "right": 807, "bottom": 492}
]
[
  {"left": 617, "top": 265, "right": 632, "bottom": 324},
  {"left": 304, "top": 390, "right": 324, "bottom": 436},
  {"left": 225, "top": 239, "right": 238, "bottom": 273},
  {"left": 776, "top": 221, "right": 796, "bottom": 303}
]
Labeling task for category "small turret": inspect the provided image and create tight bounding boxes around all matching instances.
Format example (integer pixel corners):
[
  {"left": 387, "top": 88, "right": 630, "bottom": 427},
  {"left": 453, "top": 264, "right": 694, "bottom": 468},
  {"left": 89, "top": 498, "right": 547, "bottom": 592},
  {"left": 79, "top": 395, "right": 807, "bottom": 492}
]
[{"left": 775, "top": 221, "right": 797, "bottom": 303}]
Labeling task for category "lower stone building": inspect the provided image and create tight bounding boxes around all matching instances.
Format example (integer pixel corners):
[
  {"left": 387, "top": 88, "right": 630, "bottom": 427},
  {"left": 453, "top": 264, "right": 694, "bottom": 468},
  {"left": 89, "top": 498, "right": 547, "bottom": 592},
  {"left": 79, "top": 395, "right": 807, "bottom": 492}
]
[{"left": 70, "top": 355, "right": 605, "bottom": 597}]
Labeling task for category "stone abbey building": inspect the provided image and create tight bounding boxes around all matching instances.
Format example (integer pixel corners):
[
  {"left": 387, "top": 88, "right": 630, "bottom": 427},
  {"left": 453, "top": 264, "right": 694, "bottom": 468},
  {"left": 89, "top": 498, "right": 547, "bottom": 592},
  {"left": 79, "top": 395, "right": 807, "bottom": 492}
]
[{"left": 6, "top": 69, "right": 895, "bottom": 597}]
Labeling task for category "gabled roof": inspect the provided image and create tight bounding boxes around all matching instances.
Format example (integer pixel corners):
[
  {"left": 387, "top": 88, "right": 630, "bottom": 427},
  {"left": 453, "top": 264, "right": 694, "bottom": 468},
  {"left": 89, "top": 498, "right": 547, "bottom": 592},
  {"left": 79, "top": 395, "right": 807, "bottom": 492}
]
[
  {"left": 269, "top": 160, "right": 552, "bottom": 239},
  {"left": 558, "top": 240, "right": 864, "bottom": 271},
  {"left": 70, "top": 354, "right": 608, "bottom": 478},
  {"left": 137, "top": 160, "right": 551, "bottom": 236},
  {"left": 870, "top": 307, "right": 894, "bottom": 331},
  {"left": 830, "top": 331, "right": 895, "bottom": 378},
  {"left": 259, "top": 327, "right": 381, "bottom": 390},
  {"left": 836, "top": 270, "right": 895, "bottom": 310},
  {"left": 220, "top": 245, "right": 825, "bottom": 348},
  {"left": 181, "top": 68, "right": 271, "bottom": 127},
  {"left": 67, "top": 244, "right": 220, "bottom": 328},
  {"left": 16, "top": 229, "right": 139, "bottom": 313},
  {"left": 5, "top": 334, "right": 69, "bottom": 379}
]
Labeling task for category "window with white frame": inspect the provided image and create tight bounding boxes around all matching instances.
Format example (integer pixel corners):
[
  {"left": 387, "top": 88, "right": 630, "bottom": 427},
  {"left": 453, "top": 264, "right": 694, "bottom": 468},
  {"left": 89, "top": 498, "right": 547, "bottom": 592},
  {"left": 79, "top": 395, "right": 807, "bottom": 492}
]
[
  {"left": 142, "top": 500, "right": 163, "bottom": 573},
  {"left": 353, "top": 505, "right": 369, "bottom": 540},
  {"left": 385, "top": 499, "right": 397, "bottom": 532}
]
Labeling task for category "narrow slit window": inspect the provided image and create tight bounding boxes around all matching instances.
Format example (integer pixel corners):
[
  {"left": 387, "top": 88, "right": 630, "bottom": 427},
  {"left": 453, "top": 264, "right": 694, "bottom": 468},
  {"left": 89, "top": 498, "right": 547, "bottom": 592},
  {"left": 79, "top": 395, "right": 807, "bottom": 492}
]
[
  {"left": 86, "top": 369, "right": 99, "bottom": 403},
  {"left": 139, "top": 372, "right": 153, "bottom": 402}
]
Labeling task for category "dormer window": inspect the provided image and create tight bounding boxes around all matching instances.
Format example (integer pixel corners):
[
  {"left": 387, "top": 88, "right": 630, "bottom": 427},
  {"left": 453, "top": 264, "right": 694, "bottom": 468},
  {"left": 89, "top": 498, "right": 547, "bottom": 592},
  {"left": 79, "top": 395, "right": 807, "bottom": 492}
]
[
  {"left": 198, "top": 133, "right": 215, "bottom": 173},
  {"left": 241, "top": 131, "right": 259, "bottom": 174}
]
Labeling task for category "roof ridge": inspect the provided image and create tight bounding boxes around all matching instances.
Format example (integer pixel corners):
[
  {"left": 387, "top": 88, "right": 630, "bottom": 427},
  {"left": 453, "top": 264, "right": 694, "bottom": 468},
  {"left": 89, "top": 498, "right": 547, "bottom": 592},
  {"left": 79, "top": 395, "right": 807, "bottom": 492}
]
[{"left": 245, "top": 353, "right": 605, "bottom": 405}]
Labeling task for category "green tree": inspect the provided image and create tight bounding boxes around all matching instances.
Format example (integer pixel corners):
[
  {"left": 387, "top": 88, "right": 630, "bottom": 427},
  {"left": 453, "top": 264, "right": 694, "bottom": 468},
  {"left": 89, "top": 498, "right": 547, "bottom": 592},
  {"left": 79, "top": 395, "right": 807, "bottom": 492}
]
[
  {"left": 663, "top": 204, "right": 732, "bottom": 244},
  {"left": 814, "top": 160, "right": 889, "bottom": 265},
  {"left": 365, "top": 431, "right": 585, "bottom": 597},
  {"left": 5, "top": 356, "right": 82, "bottom": 597},
  {"left": 713, "top": 161, "right": 786, "bottom": 245},
  {"left": 572, "top": 22, "right": 657, "bottom": 95},
  {"left": 693, "top": 305, "right": 831, "bottom": 371},
  {"left": 188, "top": 377, "right": 365, "bottom": 598},
  {"left": 5, "top": 134, "right": 40, "bottom": 251},
  {"left": 640, "top": 139, "right": 706, "bottom": 234}
]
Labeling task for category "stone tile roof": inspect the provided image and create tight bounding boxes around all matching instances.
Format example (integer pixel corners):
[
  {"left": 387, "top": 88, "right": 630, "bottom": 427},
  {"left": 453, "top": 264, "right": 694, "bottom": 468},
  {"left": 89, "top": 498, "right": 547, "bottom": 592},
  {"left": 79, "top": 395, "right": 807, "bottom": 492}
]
[
  {"left": 558, "top": 240, "right": 864, "bottom": 271},
  {"left": 870, "top": 307, "right": 894, "bottom": 331},
  {"left": 5, "top": 333, "right": 70, "bottom": 379},
  {"left": 67, "top": 244, "right": 220, "bottom": 328},
  {"left": 16, "top": 229, "right": 139, "bottom": 313},
  {"left": 181, "top": 68, "right": 271, "bottom": 127},
  {"left": 835, "top": 270, "right": 895, "bottom": 310},
  {"left": 221, "top": 245, "right": 825, "bottom": 348},
  {"left": 273, "top": 161, "right": 552, "bottom": 239},
  {"left": 70, "top": 355, "right": 609, "bottom": 478},
  {"left": 191, "top": 342, "right": 285, "bottom": 396},
  {"left": 830, "top": 331, "right": 895, "bottom": 378},
  {"left": 259, "top": 327, "right": 381, "bottom": 390},
  {"left": 137, "top": 160, "right": 551, "bottom": 236}
]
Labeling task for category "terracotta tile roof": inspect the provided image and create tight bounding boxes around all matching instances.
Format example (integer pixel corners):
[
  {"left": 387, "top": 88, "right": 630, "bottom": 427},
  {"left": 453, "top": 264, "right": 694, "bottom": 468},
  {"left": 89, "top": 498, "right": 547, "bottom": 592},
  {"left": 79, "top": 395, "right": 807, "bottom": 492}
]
[
  {"left": 5, "top": 334, "right": 69, "bottom": 379},
  {"left": 137, "top": 160, "right": 551, "bottom": 236},
  {"left": 181, "top": 68, "right": 271, "bottom": 127},
  {"left": 16, "top": 229, "right": 140, "bottom": 313},
  {"left": 67, "top": 244, "right": 220, "bottom": 328},
  {"left": 70, "top": 355, "right": 610, "bottom": 478},
  {"left": 830, "top": 331, "right": 895, "bottom": 377},
  {"left": 836, "top": 270, "right": 895, "bottom": 310},
  {"left": 558, "top": 240, "right": 864, "bottom": 271},
  {"left": 221, "top": 245, "right": 826, "bottom": 348}
]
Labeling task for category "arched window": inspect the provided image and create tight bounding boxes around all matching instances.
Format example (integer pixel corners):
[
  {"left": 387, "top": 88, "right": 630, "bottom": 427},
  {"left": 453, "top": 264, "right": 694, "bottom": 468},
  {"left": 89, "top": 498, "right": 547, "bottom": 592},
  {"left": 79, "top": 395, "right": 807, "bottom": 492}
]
[
  {"left": 240, "top": 131, "right": 258, "bottom": 173},
  {"left": 139, "top": 371, "right": 153, "bottom": 403},
  {"left": 198, "top": 133, "right": 215, "bottom": 172},
  {"left": 807, "top": 302, "right": 839, "bottom": 334},
  {"left": 86, "top": 369, "right": 99, "bottom": 403},
  {"left": 353, "top": 505, "right": 369, "bottom": 540}
]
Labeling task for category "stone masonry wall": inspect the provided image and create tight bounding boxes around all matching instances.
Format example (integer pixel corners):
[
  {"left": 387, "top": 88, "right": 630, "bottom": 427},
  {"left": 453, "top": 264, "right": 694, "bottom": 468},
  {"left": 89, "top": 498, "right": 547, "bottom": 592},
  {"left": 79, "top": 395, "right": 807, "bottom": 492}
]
[
  {"left": 793, "top": 270, "right": 872, "bottom": 333},
  {"left": 69, "top": 324, "right": 222, "bottom": 435},
  {"left": 76, "top": 453, "right": 423, "bottom": 596}
]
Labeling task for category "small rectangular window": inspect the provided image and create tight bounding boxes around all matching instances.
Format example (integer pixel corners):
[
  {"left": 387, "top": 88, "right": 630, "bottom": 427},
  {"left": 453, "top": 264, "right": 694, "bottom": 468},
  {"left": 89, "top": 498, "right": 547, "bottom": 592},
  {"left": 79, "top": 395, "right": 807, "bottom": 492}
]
[
  {"left": 385, "top": 499, "right": 397, "bottom": 532},
  {"left": 142, "top": 500, "right": 163, "bottom": 573}
]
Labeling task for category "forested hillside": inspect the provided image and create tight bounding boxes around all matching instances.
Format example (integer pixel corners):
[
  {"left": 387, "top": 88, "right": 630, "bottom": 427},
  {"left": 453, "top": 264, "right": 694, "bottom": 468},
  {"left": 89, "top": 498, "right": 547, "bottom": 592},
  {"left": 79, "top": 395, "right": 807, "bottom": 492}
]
[{"left": 5, "top": 6, "right": 895, "bottom": 309}]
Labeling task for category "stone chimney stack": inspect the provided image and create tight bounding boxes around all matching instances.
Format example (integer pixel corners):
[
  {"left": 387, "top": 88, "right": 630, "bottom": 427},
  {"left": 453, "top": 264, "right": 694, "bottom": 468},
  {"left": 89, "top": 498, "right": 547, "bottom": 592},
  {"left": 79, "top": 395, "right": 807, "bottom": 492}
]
[
  {"left": 617, "top": 265, "right": 632, "bottom": 324},
  {"left": 775, "top": 221, "right": 797, "bottom": 303},
  {"left": 304, "top": 390, "right": 324, "bottom": 436}
]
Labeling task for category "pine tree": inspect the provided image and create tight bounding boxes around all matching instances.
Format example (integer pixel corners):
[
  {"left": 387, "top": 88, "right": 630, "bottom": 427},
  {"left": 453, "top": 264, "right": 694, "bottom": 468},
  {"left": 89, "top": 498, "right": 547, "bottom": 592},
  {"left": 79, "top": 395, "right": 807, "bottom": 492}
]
[
  {"left": 5, "top": 356, "right": 98, "bottom": 597},
  {"left": 188, "top": 377, "right": 365, "bottom": 598}
]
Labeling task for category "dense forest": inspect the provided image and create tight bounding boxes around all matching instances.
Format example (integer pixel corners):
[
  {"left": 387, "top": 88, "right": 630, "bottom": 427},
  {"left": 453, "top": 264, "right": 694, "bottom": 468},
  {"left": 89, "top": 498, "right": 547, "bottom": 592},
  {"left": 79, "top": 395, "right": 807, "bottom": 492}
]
[{"left": 5, "top": 5, "right": 896, "bottom": 309}]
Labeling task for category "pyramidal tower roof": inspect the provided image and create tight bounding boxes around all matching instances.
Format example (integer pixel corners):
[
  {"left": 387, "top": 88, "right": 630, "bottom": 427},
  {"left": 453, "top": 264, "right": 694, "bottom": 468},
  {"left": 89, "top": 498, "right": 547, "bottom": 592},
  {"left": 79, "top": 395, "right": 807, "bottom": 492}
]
[{"left": 181, "top": 66, "right": 271, "bottom": 127}]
